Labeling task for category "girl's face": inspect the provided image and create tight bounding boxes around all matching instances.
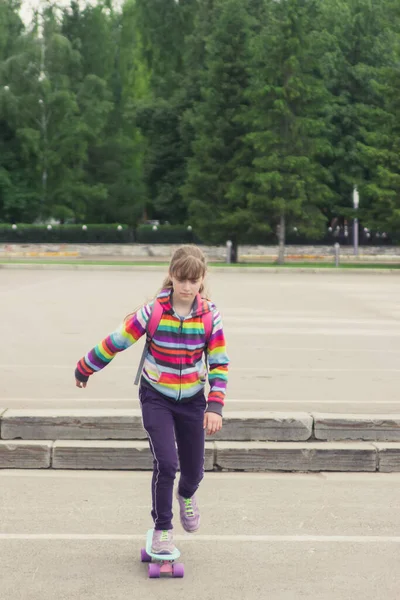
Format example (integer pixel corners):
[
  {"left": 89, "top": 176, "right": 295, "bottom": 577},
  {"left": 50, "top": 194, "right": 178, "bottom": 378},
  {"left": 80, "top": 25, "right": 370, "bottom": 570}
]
[{"left": 170, "top": 272, "right": 204, "bottom": 304}]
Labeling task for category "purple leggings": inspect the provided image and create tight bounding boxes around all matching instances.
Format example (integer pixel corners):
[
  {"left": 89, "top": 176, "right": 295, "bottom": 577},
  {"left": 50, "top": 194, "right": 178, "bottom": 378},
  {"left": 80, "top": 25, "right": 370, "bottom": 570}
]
[{"left": 139, "top": 382, "right": 206, "bottom": 530}]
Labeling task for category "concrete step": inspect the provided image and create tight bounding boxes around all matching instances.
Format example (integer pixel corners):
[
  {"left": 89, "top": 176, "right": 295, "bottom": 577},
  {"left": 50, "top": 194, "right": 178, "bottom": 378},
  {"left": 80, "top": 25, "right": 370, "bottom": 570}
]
[
  {"left": 2, "top": 409, "right": 400, "bottom": 473},
  {"left": 0, "top": 409, "right": 313, "bottom": 441},
  {"left": 214, "top": 441, "right": 378, "bottom": 472},
  {"left": 1, "top": 440, "right": 400, "bottom": 472},
  {"left": 0, "top": 440, "right": 52, "bottom": 468},
  {"left": 2, "top": 409, "right": 400, "bottom": 442},
  {"left": 314, "top": 414, "right": 400, "bottom": 441}
]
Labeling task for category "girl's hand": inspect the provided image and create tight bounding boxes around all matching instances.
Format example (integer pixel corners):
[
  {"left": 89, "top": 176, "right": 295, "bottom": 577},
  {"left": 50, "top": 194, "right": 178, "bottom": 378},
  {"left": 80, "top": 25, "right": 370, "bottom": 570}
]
[
  {"left": 75, "top": 379, "right": 87, "bottom": 388},
  {"left": 203, "top": 412, "right": 222, "bottom": 435}
]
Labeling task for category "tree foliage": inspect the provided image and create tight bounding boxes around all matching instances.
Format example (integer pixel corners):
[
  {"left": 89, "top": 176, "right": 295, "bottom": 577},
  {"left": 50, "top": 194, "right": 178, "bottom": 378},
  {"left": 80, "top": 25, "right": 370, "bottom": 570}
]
[{"left": 0, "top": 0, "right": 399, "bottom": 254}]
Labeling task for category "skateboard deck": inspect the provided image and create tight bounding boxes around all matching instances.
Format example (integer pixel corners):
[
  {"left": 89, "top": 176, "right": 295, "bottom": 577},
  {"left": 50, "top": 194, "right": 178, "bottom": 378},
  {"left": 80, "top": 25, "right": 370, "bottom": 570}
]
[{"left": 140, "top": 529, "right": 184, "bottom": 578}]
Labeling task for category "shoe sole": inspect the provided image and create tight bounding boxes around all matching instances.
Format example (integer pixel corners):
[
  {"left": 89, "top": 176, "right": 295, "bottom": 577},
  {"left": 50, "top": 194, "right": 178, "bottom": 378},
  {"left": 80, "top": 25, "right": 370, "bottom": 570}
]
[
  {"left": 181, "top": 516, "right": 200, "bottom": 533},
  {"left": 151, "top": 548, "right": 176, "bottom": 554}
]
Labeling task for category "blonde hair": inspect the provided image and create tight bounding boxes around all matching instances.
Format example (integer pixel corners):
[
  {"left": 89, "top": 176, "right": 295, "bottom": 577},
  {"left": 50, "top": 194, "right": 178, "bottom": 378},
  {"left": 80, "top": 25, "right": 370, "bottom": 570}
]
[
  {"left": 124, "top": 245, "right": 208, "bottom": 322},
  {"left": 161, "top": 245, "right": 207, "bottom": 294}
]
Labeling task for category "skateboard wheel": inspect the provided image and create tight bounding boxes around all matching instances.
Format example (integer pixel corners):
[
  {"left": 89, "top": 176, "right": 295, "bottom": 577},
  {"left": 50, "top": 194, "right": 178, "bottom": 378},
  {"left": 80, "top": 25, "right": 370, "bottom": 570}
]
[
  {"left": 148, "top": 563, "right": 161, "bottom": 578},
  {"left": 141, "top": 548, "right": 151, "bottom": 562},
  {"left": 172, "top": 563, "right": 184, "bottom": 578}
]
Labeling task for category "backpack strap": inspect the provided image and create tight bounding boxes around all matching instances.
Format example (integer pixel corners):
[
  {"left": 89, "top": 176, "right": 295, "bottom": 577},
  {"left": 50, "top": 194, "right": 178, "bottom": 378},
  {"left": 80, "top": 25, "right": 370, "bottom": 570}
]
[
  {"left": 134, "top": 300, "right": 163, "bottom": 386},
  {"left": 198, "top": 294, "right": 213, "bottom": 366},
  {"left": 146, "top": 299, "right": 163, "bottom": 339},
  {"left": 202, "top": 307, "right": 213, "bottom": 345}
]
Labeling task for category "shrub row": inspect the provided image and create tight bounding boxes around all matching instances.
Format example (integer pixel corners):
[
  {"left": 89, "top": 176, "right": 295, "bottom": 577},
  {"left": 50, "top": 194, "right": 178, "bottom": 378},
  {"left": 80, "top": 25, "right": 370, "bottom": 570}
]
[
  {"left": 0, "top": 224, "right": 134, "bottom": 244},
  {"left": 0, "top": 224, "right": 397, "bottom": 245},
  {"left": 0, "top": 224, "right": 199, "bottom": 244}
]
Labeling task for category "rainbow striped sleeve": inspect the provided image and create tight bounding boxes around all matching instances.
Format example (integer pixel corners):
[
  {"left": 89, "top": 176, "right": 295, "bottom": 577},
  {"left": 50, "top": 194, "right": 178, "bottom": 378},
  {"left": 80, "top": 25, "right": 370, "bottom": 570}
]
[
  {"left": 207, "top": 308, "right": 229, "bottom": 408},
  {"left": 75, "top": 303, "right": 152, "bottom": 380}
]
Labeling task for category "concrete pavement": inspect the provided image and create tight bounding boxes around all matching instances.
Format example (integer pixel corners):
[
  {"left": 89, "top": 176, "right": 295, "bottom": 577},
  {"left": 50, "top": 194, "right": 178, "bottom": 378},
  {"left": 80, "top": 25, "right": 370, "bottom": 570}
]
[
  {"left": 1, "top": 268, "right": 400, "bottom": 597},
  {"left": 1, "top": 268, "right": 400, "bottom": 413},
  {"left": 1, "top": 470, "right": 400, "bottom": 599}
]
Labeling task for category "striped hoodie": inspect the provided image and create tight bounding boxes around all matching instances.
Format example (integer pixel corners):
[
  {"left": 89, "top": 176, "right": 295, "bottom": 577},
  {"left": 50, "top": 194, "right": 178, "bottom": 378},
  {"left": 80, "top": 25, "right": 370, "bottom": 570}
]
[{"left": 75, "top": 289, "right": 229, "bottom": 415}]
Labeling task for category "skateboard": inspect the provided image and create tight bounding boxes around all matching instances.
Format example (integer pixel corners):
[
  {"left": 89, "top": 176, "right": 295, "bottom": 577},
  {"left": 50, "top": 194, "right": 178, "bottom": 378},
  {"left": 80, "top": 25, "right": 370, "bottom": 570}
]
[{"left": 140, "top": 529, "right": 184, "bottom": 578}]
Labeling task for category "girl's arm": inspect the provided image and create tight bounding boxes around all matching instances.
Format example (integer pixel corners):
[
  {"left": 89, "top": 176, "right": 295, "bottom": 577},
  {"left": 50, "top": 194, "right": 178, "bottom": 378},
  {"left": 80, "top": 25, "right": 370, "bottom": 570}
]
[
  {"left": 206, "top": 308, "right": 229, "bottom": 415},
  {"left": 75, "top": 303, "right": 152, "bottom": 382}
]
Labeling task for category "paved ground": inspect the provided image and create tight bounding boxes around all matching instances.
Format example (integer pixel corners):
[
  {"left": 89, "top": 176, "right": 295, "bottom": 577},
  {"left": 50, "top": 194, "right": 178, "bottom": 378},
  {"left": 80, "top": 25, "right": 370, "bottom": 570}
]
[
  {"left": 1, "top": 470, "right": 400, "bottom": 599},
  {"left": 1, "top": 268, "right": 400, "bottom": 598},
  {"left": 1, "top": 268, "right": 399, "bottom": 412}
]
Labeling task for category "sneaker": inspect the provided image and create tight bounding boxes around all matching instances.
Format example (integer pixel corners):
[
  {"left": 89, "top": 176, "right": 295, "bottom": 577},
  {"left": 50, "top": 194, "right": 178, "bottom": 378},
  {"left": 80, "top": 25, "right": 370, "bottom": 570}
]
[
  {"left": 176, "top": 492, "right": 200, "bottom": 532},
  {"left": 151, "top": 529, "right": 176, "bottom": 555}
]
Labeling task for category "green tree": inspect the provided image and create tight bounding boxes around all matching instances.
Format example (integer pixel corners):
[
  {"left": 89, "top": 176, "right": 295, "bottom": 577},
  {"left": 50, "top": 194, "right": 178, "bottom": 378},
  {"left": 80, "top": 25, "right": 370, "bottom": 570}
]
[
  {"left": 245, "top": 0, "right": 333, "bottom": 263},
  {"left": 131, "top": 0, "right": 188, "bottom": 99},
  {"left": 128, "top": 0, "right": 199, "bottom": 223},
  {"left": 0, "top": 0, "right": 23, "bottom": 61},
  {"left": 61, "top": 2, "right": 129, "bottom": 224},
  {"left": 0, "top": 4, "right": 109, "bottom": 222},
  {"left": 134, "top": 100, "right": 188, "bottom": 223},
  {"left": 35, "top": 7, "right": 106, "bottom": 221},
  {"left": 318, "top": 0, "right": 400, "bottom": 237},
  {"left": 182, "top": 0, "right": 253, "bottom": 260},
  {"left": 0, "top": 25, "right": 43, "bottom": 221},
  {"left": 368, "top": 57, "right": 400, "bottom": 234},
  {"left": 0, "top": 0, "right": 30, "bottom": 222}
]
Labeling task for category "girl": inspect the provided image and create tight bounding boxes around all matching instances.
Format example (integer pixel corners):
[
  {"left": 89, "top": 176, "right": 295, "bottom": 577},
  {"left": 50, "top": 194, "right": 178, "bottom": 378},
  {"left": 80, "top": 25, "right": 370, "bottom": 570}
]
[{"left": 75, "top": 245, "right": 229, "bottom": 554}]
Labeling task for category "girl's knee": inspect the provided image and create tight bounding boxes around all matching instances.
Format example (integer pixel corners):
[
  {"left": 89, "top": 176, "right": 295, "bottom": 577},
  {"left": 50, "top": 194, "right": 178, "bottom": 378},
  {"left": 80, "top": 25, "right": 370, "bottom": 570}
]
[{"left": 154, "top": 458, "right": 178, "bottom": 479}]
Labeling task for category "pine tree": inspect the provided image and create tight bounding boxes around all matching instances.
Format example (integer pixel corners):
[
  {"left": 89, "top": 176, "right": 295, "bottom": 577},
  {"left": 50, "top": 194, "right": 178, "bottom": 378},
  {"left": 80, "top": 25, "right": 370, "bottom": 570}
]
[
  {"left": 245, "top": 0, "right": 333, "bottom": 263},
  {"left": 318, "top": 0, "right": 400, "bottom": 238},
  {"left": 0, "top": 0, "right": 30, "bottom": 222},
  {"left": 359, "top": 52, "right": 400, "bottom": 236},
  {"left": 182, "top": 0, "right": 253, "bottom": 260},
  {"left": 130, "top": 0, "right": 199, "bottom": 223}
]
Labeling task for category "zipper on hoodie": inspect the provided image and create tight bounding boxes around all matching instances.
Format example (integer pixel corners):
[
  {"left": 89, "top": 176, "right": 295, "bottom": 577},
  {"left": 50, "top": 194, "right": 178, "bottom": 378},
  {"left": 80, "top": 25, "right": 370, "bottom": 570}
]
[{"left": 177, "top": 318, "right": 184, "bottom": 401}]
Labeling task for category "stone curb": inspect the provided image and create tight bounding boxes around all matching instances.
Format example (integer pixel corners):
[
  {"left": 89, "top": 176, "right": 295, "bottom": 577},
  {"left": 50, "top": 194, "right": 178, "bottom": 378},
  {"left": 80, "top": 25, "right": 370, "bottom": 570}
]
[
  {"left": 0, "top": 409, "right": 313, "bottom": 442},
  {"left": 214, "top": 442, "right": 377, "bottom": 472},
  {"left": 1, "top": 409, "right": 149, "bottom": 441},
  {"left": 2, "top": 411, "right": 400, "bottom": 472},
  {"left": 314, "top": 414, "right": 400, "bottom": 441},
  {"left": 52, "top": 441, "right": 215, "bottom": 471},
  {"left": 374, "top": 443, "right": 400, "bottom": 473},
  {"left": 0, "top": 440, "right": 52, "bottom": 469},
  {"left": 2, "top": 440, "right": 400, "bottom": 472},
  {"left": 0, "top": 262, "right": 398, "bottom": 274},
  {"left": 3, "top": 410, "right": 400, "bottom": 442}
]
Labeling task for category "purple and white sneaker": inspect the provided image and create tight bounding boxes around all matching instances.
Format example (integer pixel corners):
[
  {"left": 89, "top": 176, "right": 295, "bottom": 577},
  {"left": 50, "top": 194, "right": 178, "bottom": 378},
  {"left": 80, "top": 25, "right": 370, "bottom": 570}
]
[
  {"left": 176, "top": 492, "right": 200, "bottom": 532},
  {"left": 151, "top": 529, "right": 176, "bottom": 555}
]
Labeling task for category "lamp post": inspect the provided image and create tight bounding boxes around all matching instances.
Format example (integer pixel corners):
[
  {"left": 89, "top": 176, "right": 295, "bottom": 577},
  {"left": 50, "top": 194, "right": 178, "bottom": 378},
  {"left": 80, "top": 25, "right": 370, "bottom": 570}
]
[{"left": 353, "top": 187, "right": 359, "bottom": 256}]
